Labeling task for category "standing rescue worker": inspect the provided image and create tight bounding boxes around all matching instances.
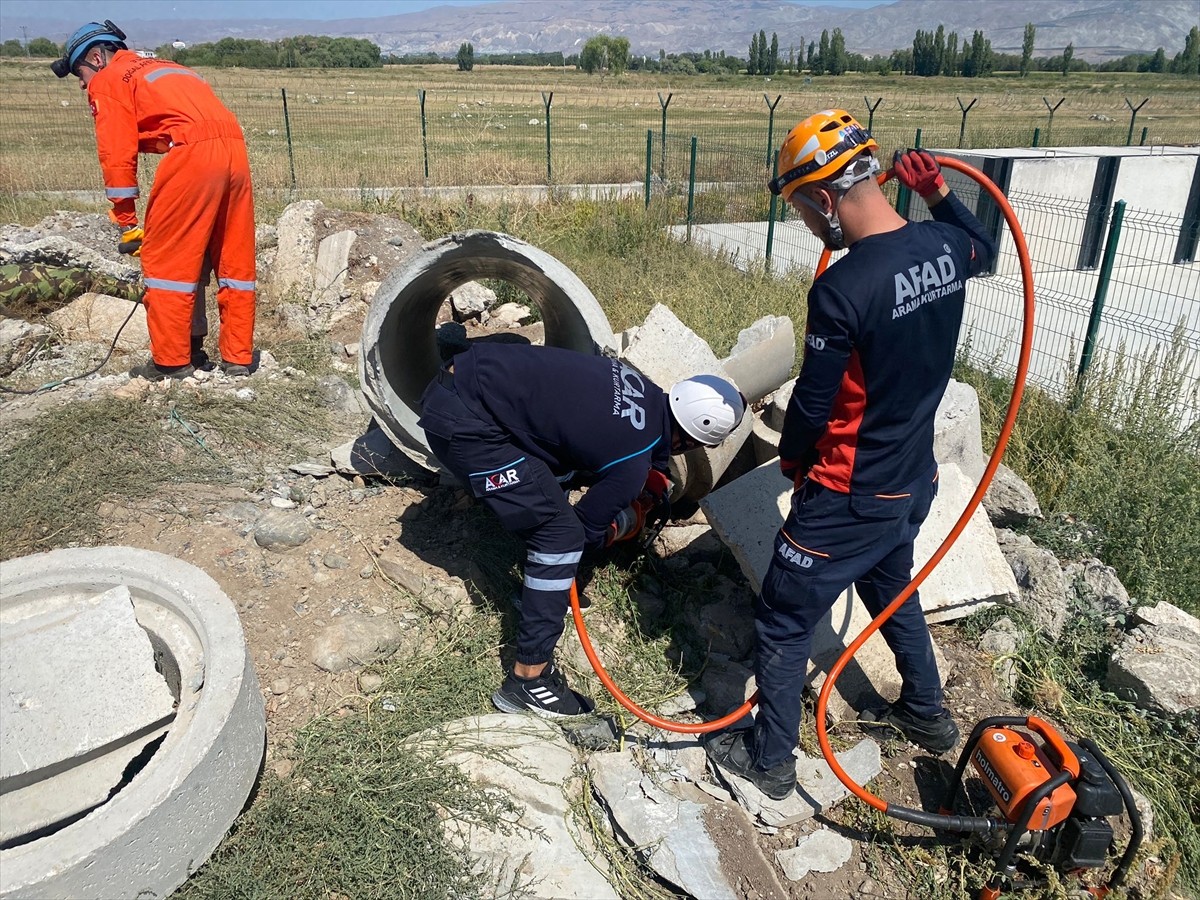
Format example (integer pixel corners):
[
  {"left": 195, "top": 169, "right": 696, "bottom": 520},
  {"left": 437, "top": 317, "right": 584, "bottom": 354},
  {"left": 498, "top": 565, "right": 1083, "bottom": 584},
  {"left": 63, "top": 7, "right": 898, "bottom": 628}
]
[
  {"left": 419, "top": 343, "right": 745, "bottom": 717},
  {"left": 705, "top": 110, "right": 997, "bottom": 800},
  {"left": 53, "top": 21, "right": 256, "bottom": 380}
]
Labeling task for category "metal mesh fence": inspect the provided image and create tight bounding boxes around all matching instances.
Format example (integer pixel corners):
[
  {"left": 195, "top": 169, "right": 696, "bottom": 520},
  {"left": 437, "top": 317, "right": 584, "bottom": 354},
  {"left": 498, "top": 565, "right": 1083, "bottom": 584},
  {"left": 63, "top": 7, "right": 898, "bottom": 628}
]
[
  {"left": 2, "top": 63, "right": 1197, "bottom": 194},
  {"left": 657, "top": 131, "right": 1199, "bottom": 428}
]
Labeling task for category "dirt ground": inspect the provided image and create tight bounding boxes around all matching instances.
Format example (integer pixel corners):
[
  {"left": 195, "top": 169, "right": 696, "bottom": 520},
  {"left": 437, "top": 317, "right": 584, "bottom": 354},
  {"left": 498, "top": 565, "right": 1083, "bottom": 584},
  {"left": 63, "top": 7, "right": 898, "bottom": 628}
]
[{"left": 0, "top": 209, "right": 1163, "bottom": 900}]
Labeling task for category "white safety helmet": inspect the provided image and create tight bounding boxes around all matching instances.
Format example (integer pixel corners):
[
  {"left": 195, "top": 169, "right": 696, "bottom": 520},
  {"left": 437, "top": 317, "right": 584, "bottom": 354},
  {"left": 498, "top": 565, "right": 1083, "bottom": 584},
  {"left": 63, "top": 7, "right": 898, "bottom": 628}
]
[{"left": 668, "top": 374, "right": 746, "bottom": 447}]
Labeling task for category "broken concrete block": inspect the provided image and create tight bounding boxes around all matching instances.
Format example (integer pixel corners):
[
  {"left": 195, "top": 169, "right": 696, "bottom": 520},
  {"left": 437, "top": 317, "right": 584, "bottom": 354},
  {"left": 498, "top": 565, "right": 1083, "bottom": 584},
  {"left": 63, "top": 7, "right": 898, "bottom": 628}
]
[
  {"left": 621, "top": 303, "right": 752, "bottom": 500},
  {"left": 420, "top": 714, "right": 619, "bottom": 900},
  {"left": 591, "top": 750, "right": 755, "bottom": 899},
  {"left": 1107, "top": 602, "right": 1200, "bottom": 715},
  {"left": 767, "top": 380, "right": 794, "bottom": 431},
  {"left": 269, "top": 199, "right": 320, "bottom": 303},
  {"left": 983, "top": 462, "right": 1043, "bottom": 527},
  {"left": 776, "top": 828, "right": 854, "bottom": 880},
  {"left": 47, "top": 292, "right": 149, "bottom": 351},
  {"left": 914, "top": 463, "right": 1020, "bottom": 624},
  {"left": 751, "top": 414, "right": 782, "bottom": 465},
  {"left": 0, "top": 584, "right": 176, "bottom": 842},
  {"left": 934, "top": 380, "right": 986, "bottom": 482},
  {"left": 312, "top": 229, "right": 356, "bottom": 304},
  {"left": 449, "top": 280, "right": 495, "bottom": 321},
  {"left": 715, "top": 739, "right": 881, "bottom": 828},
  {"left": 722, "top": 315, "right": 796, "bottom": 404}
]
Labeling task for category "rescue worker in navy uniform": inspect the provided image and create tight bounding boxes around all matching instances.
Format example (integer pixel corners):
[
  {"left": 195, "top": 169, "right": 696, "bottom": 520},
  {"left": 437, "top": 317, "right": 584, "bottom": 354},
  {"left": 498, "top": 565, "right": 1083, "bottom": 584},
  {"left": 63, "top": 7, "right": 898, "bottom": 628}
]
[
  {"left": 419, "top": 343, "right": 745, "bottom": 717},
  {"left": 706, "top": 110, "right": 997, "bottom": 800}
]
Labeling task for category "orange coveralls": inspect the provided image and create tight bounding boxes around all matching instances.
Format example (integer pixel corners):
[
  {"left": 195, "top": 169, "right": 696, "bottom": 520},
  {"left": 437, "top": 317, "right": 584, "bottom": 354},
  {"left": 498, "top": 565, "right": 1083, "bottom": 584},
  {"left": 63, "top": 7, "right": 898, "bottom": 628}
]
[{"left": 86, "top": 49, "right": 255, "bottom": 367}]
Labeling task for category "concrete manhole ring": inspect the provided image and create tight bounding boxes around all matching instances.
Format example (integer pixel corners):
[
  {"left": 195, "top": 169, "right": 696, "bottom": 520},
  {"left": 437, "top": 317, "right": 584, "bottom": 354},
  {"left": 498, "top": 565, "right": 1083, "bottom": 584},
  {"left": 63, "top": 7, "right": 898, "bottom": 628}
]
[{"left": 0, "top": 546, "right": 265, "bottom": 900}]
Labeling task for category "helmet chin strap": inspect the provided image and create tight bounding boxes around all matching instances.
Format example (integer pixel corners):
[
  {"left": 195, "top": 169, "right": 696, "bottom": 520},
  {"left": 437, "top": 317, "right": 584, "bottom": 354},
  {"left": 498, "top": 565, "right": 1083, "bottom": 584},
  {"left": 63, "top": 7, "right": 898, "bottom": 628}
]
[{"left": 795, "top": 190, "right": 847, "bottom": 250}]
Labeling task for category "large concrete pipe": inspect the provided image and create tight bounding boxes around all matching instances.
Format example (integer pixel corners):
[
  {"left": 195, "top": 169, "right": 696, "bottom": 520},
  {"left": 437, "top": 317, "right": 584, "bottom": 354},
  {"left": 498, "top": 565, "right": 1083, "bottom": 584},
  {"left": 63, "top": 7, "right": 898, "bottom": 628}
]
[{"left": 359, "top": 230, "right": 618, "bottom": 471}]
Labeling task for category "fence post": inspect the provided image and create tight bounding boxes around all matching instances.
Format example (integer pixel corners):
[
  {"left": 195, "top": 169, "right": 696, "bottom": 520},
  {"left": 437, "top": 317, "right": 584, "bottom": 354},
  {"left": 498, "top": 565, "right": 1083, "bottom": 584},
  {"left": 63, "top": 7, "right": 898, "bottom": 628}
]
[
  {"left": 765, "top": 149, "right": 780, "bottom": 272},
  {"left": 541, "top": 91, "right": 553, "bottom": 184},
  {"left": 957, "top": 96, "right": 977, "bottom": 149},
  {"left": 895, "top": 127, "right": 922, "bottom": 215},
  {"left": 864, "top": 95, "right": 883, "bottom": 134},
  {"left": 763, "top": 93, "right": 782, "bottom": 171},
  {"left": 1139, "top": 126, "right": 1148, "bottom": 146},
  {"left": 1042, "top": 96, "right": 1065, "bottom": 145},
  {"left": 280, "top": 88, "right": 297, "bottom": 189},
  {"left": 1124, "top": 97, "right": 1148, "bottom": 146},
  {"left": 416, "top": 88, "right": 429, "bottom": 180},
  {"left": 658, "top": 91, "right": 672, "bottom": 181},
  {"left": 1032, "top": 127, "right": 1041, "bottom": 148},
  {"left": 686, "top": 135, "right": 698, "bottom": 242},
  {"left": 1074, "top": 199, "right": 1126, "bottom": 404},
  {"left": 644, "top": 129, "right": 653, "bottom": 208}
]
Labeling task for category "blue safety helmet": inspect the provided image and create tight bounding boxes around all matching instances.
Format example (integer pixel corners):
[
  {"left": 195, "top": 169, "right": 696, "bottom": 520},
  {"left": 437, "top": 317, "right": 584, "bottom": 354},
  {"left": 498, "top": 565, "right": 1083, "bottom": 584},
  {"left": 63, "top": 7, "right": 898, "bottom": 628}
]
[{"left": 51, "top": 20, "right": 127, "bottom": 78}]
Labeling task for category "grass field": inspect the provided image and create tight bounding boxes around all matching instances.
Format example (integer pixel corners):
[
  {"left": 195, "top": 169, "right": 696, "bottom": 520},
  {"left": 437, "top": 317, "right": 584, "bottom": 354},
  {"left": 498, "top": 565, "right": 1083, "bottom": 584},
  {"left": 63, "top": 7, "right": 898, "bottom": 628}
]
[{"left": 1, "top": 59, "right": 1197, "bottom": 199}]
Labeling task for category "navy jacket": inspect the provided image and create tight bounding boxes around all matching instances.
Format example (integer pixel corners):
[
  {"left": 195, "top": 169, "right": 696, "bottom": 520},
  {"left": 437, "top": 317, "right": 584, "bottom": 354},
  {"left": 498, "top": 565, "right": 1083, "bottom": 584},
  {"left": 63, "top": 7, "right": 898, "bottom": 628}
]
[
  {"left": 449, "top": 344, "right": 671, "bottom": 545},
  {"left": 779, "top": 191, "right": 997, "bottom": 495}
]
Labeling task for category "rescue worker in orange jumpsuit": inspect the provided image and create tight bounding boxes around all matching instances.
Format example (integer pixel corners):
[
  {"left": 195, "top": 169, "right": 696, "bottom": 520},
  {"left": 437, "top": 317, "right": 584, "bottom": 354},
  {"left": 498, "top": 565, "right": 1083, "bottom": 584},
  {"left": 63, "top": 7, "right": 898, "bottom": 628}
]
[{"left": 53, "top": 21, "right": 256, "bottom": 380}]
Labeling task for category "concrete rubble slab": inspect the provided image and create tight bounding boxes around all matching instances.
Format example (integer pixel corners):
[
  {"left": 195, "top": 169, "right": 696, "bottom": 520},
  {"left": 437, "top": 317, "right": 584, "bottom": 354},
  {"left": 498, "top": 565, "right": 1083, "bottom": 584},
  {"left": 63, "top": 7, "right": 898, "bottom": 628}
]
[
  {"left": 751, "top": 414, "right": 782, "bottom": 465},
  {"left": 934, "top": 380, "right": 986, "bottom": 482},
  {"left": 0, "top": 585, "right": 176, "bottom": 843},
  {"left": 767, "top": 380, "right": 794, "bottom": 431},
  {"left": 47, "top": 293, "right": 150, "bottom": 352},
  {"left": 590, "top": 748, "right": 787, "bottom": 899},
  {"left": 714, "top": 739, "right": 881, "bottom": 828},
  {"left": 621, "top": 303, "right": 753, "bottom": 500},
  {"left": 415, "top": 714, "right": 619, "bottom": 900},
  {"left": 312, "top": 229, "right": 356, "bottom": 305},
  {"left": 721, "top": 315, "right": 795, "bottom": 404},
  {"left": 914, "top": 463, "right": 1020, "bottom": 624},
  {"left": 776, "top": 828, "right": 854, "bottom": 880}
]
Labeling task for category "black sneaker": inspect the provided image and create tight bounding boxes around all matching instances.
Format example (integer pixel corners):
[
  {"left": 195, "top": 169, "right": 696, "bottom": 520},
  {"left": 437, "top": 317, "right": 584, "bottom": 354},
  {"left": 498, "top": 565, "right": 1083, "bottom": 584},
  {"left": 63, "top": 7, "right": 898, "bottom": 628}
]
[
  {"left": 860, "top": 704, "right": 960, "bottom": 754},
  {"left": 492, "top": 663, "right": 595, "bottom": 718},
  {"left": 704, "top": 729, "right": 797, "bottom": 801},
  {"left": 129, "top": 360, "right": 194, "bottom": 381}
]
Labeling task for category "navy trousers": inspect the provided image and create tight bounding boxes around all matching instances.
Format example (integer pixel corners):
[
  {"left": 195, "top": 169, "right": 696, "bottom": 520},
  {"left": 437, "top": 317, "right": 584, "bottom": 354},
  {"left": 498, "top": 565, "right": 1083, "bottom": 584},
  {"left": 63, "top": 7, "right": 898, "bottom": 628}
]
[
  {"left": 419, "top": 370, "right": 583, "bottom": 666},
  {"left": 752, "top": 469, "right": 944, "bottom": 770}
]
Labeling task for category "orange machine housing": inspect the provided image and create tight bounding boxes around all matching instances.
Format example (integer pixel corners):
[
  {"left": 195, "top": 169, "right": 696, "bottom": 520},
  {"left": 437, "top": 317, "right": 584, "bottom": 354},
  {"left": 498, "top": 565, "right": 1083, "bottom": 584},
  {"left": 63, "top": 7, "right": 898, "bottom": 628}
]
[{"left": 971, "top": 727, "right": 1077, "bottom": 831}]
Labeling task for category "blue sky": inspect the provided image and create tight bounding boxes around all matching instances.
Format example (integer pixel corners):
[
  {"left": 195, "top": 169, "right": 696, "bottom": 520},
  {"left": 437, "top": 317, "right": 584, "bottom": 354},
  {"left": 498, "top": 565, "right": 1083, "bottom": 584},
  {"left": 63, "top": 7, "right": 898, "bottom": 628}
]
[{"left": 3, "top": 0, "right": 887, "bottom": 23}]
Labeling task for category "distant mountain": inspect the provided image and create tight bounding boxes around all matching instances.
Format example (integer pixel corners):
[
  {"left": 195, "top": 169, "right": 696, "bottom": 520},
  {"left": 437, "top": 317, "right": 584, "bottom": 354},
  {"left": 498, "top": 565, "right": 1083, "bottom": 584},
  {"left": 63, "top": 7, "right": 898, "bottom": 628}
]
[{"left": 7, "top": 0, "right": 1195, "bottom": 63}]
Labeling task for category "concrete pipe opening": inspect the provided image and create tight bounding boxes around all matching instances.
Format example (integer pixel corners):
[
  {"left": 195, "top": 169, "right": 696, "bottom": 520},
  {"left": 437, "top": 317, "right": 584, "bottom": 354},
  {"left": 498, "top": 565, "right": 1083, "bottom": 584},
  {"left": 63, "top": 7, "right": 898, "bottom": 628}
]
[{"left": 359, "top": 230, "right": 618, "bottom": 471}]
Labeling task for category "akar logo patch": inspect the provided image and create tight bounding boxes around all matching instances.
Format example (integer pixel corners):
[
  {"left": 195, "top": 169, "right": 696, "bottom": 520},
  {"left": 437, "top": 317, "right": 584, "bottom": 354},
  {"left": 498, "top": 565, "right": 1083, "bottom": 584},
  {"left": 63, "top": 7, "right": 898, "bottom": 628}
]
[
  {"left": 89, "top": 98, "right": 99, "bottom": 118},
  {"left": 485, "top": 469, "right": 520, "bottom": 491}
]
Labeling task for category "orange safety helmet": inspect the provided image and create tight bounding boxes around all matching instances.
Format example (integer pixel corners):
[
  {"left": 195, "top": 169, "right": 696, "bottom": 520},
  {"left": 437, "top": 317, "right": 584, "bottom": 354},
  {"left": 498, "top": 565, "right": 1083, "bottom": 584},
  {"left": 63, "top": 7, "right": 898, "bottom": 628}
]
[{"left": 768, "top": 109, "right": 879, "bottom": 202}]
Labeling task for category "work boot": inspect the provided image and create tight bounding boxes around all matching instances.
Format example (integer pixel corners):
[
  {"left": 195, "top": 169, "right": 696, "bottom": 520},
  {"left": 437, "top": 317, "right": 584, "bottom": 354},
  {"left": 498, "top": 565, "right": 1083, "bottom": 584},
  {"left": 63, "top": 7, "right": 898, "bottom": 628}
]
[
  {"left": 191, "top": 337, "right": 214, "bottom": 371},
  {"left": 704, "top": 729, "right": 797, "bottom": 801},
  {"left": 220, "top": 359, "right": 252, "bottom": 377},
  {"left": 860, "top": 704, "right": 960, "bottom": 755},
  {"left": 129, "top": 360, "right": 194, "bottom": 382},
  {"left": 491, "top": 662, "right": 595, "bottom": 718}
]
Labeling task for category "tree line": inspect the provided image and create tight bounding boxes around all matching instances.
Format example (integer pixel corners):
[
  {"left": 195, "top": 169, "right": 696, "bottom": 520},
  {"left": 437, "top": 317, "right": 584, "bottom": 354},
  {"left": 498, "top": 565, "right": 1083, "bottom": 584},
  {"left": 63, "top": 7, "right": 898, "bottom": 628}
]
[{"left": 3, "top": 25, "right": 1196, "bottom": 79}]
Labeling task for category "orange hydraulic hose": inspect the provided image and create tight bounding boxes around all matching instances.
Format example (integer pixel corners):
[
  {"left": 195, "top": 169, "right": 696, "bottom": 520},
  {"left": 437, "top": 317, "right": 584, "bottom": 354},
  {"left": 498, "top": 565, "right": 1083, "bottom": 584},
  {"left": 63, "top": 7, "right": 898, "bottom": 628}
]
[
  {"left": 813, "top": 157, "right": 1035, "bottom": 813},
  {"left": 570, "top": 156, "right": 1035, "bottom": 768}
]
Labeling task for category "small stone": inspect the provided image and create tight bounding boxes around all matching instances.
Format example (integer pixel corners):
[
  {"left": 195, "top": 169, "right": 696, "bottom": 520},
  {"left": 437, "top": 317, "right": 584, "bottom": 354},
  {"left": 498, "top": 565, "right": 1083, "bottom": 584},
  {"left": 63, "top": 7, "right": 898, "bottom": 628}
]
[
  {"left": 359, "top": 673, "right": 384, "bottom": 692},
  {"left": 323, "top": 551, "right": 350, "bottom": 570},
  {"left": 270, "top": 496, "right": 297, "bottom": 509},
  {"left": 270, "top": 678, "right": 291, "bottom": 695},
  {"left": 359, "top": 566, "right": 374, "bottom": 579}
]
